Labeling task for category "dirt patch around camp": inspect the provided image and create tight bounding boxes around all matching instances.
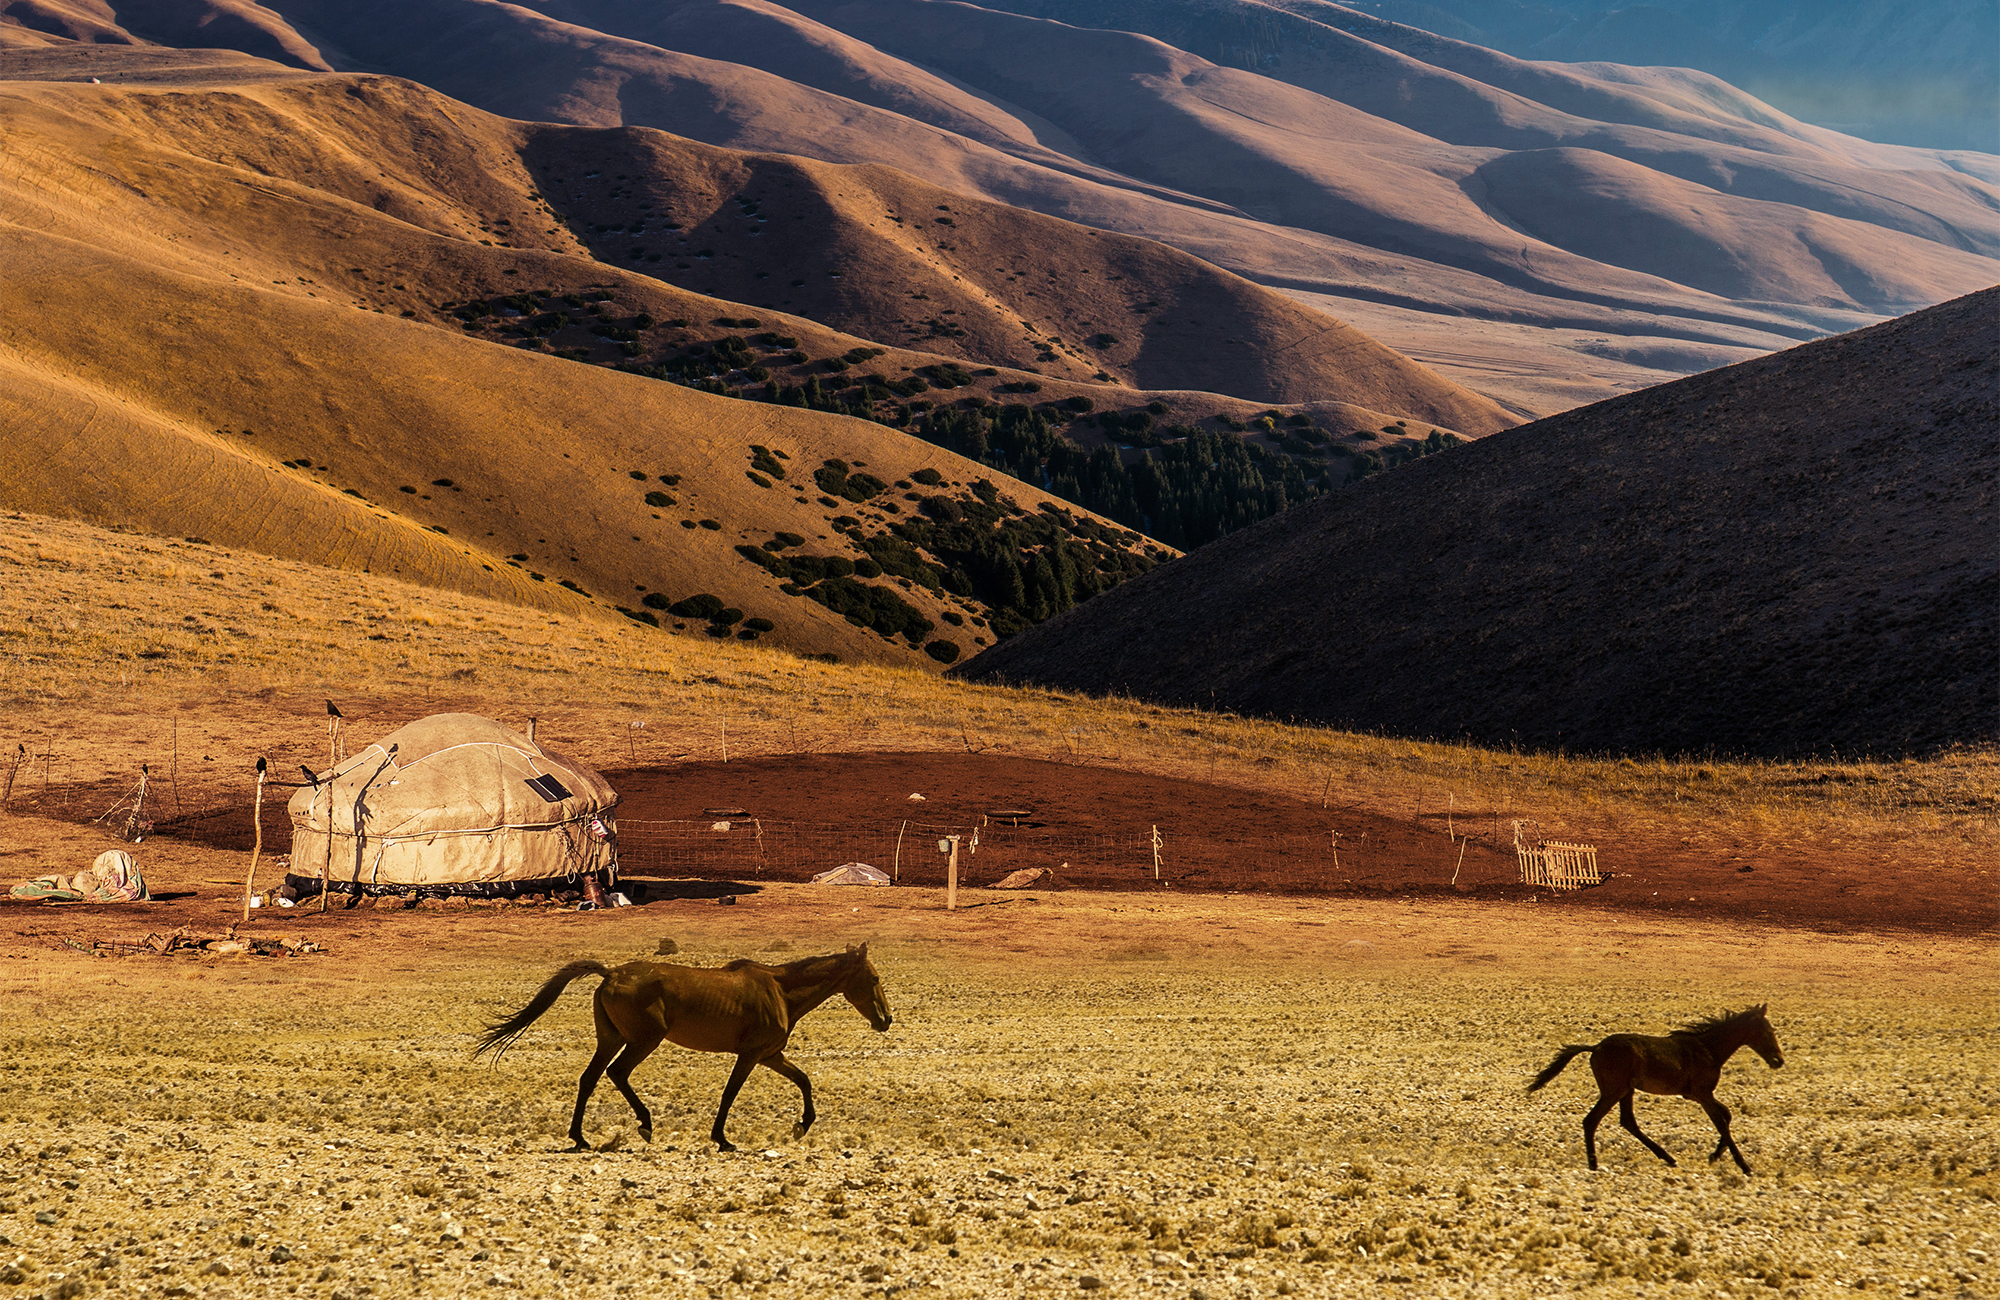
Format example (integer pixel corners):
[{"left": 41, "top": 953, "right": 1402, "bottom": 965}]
[{"left": 16, "top": 751, "right": 1991, "bottom": 940}]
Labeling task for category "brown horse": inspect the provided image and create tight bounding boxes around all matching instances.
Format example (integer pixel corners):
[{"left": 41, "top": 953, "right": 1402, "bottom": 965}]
[
  {"left": 1528, "top": 1004, "right": 1784, "bottom": 1173},
  {"left": 475, "top": 944, "right": 892, "bottom": 1152}
]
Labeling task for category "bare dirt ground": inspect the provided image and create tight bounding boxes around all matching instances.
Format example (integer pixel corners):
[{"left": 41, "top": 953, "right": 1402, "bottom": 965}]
[
  {"left": 12, "top": 748, "right": 1993, "bottom": 939},
  {"left": 0, "top": 788, "right": 1994, "bottom": 1300}
]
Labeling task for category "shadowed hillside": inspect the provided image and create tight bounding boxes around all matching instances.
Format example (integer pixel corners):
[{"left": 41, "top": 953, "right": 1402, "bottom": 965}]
[{"left": 956, "top": 290, "right": 1999, "bottom": 759}]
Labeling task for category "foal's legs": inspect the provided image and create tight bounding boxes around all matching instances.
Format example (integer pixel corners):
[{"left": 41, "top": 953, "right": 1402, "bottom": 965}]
[
  {"left": 710, "top": 1052, "right": 761, "bottom": 1152},
  {"left": 1695, "top": 1093, "right": 1751, "bottom": 1174},
  {"left": 1618, "top": 1095, "right": 1677, "bottom": 1167},
  {"left": 1580, "top": 1091, "right": 1620, "bottom": 1170},
  {"left": 761, "top": 1052, "right": 815, "bottom": 1138}
]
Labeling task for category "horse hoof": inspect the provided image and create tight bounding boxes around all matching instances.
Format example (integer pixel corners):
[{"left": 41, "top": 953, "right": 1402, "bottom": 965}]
[
  {"left": 639, "top": 1128, "right": 654, "bottom": 1144},
  {"left": 715, "top": 1140, "right": 737, "bottom": 1153},
  {"left": 791, "top": 1123, "right": 809, "bottom": 1140}
]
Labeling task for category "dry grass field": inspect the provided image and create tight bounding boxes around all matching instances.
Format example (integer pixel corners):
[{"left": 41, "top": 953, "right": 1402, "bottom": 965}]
[
  {"left": 1, "top": 509, "right": 1996, "bottom": 1299},
  {"left": 0, "top": 887, "right": 1993, "bottom": 1299}
]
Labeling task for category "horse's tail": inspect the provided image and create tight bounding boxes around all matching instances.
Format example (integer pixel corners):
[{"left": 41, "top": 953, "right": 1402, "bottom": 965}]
[
  {"left": 1527, "top": 1044, "right": 1595, "bottom": 1092},
  {"left": 474, "top": 960, "right": 611, "bottom": 1060}
]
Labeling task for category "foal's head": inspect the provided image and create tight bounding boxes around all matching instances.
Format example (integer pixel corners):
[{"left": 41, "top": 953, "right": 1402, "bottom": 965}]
[
  {"left": 1745, "top": 1004, "right": 1784, "bottom": 1069},
  {"left": 840, "top": 943, "right": 893, "bottom": 1033}
]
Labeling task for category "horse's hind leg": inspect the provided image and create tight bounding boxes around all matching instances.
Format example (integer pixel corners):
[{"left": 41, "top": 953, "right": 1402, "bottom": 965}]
[
  {"left": 1696, "top": 1095, "right": 1751, "bottom": 1174},
  {"left": 1581, "top": 1092, "right": 1619, "bottom": 1170},
  {"left": 760, "top": 1052, "right": 815, "bottom": 1139},
  {"left": 569, "top": 1041, "right": 619, "bottom": 1152},
  {"left": 568, "top": 1000, "right": 625, "bottom": 1152},
  {"left": 605, "top": 1034, "right": 663, "bottom": 1145},
  {"left": 1619, "top": 1095, "right": 1676, "bottom": 1167},
  {"left": 710, "top": 1052, "right": 759, "bottom": 1153}
]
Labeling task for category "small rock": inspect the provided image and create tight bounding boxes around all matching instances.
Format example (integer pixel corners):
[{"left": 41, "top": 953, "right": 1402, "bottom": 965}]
[
  {"left": 717, "top": 895, "right": 736, "bottom": 906},
  {"left": 1079, "top": 1277, "right": 1103, "bottom": 1291},
  {"left": 204, "top": 1259, "right": 233, "bottom": 1276},
  {"left": 654, "top": 938, "right": 679, "bottom": 955},
  {"left": 33, "top": 1210, "right": 56, "bottom": 1225},
  {"left": 860, "top": 1264, "right": 887, "bottom": 1282},
  {"left": 269, "top": 1246, "right": 294, "bottom": 1264},
  {"left": 236, "top": 1233, "right": 255, "bottom": 1247},
  {"left": 907, "top": 792, "right": 926, "bottom": 801},
  {"left": 442, "top": 1224, "right": 465, "bottom": 1241}
]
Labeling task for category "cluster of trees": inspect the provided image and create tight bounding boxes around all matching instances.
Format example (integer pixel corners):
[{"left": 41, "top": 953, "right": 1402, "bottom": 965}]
[
  {"left": 914, "top": 405, "right": 1330, "bottom": 551},
  {"left": 737, "top": 473, "right": 1159, "bottom": 639}
]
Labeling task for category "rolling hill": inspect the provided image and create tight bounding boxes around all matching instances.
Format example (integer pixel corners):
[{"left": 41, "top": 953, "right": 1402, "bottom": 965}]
[
  {"left": 0, "top": 55, "right": 1532, "bottom": 667},
  {"left": 11, "top": 0, "right": 1991, "bottom": 414},
  {"left": 955, "top": 289, "right": 1999, "bottom": 759}
]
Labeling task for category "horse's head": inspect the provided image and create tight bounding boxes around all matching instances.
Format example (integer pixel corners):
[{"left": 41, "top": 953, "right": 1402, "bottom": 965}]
[
  {"left": 1748, "top": 1003, "right": 1784, "bottom": 1068},
  {"left": 841, "top": 943, "right": 893, "bottom": 1033}
]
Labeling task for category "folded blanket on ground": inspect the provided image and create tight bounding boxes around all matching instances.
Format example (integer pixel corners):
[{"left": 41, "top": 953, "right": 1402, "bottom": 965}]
[{"left": 9, "top": 850, "right": 150, "bottom": 902}]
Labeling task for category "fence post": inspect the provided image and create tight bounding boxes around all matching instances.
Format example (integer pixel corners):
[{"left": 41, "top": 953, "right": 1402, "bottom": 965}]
[
  {"left": 893, "top": 820, "right": 907, "bottom": 883},
  {"left": 1151, "top": 825, "right": 1162, "bottom": 881},
  {"left": 946, "top": 835, "right": 960, "bottom": 910}
]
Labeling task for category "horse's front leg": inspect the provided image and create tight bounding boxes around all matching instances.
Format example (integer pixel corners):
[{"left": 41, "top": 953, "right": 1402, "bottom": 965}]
[
  {"left": 1696, "top": 1095, "right": 1751, "bottom": 1174},
  {"left": 710, "top": 1052, "right": 760, "bottom": 1152},
  {"left": 761, "top": 1052, "right": 815, "bottom": 1139}
]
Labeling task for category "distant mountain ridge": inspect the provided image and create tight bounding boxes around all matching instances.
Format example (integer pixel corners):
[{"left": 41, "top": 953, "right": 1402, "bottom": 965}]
[
  {"left": 955, "top": 289, "right": 1999, "bottom": 759},
  {"left": 6, "top": 0, "right": 1995, "bottom": 415},
  {"left": 1325, "top": 0, "right": 2000, "bottom": 154}
]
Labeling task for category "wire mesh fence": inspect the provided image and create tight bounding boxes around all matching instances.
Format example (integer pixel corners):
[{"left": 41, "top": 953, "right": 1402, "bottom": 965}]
[
  {"left": 614, "top": 818, "right": 1167, "bottom": 889},
  {"left": 612, "top": 818, "right": 1395, "bottom": 893}
]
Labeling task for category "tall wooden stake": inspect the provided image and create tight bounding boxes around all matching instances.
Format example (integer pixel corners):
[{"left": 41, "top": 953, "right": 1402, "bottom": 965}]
[
  {"left": 893, "top": 820, "right": 908, "bottom": 883},
  {"left": 945, "top": 835, "right": 960, "bottom": 910},
  {"left": 243, "top": 760, "right": 267, "bottom": 924},
  {"left": 1151, "top": 825, "right": 1162, "bottom": 881}
]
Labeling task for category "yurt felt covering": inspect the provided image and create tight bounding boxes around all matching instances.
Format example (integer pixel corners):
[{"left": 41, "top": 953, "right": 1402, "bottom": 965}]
[{"left": 285, "top": 714, "right": 618, "bottom": 896}]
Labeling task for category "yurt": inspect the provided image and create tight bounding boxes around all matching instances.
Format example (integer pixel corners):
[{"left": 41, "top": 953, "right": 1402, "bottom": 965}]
[{"left": 284, "top": 714, "right": 618, "bottom": 898}]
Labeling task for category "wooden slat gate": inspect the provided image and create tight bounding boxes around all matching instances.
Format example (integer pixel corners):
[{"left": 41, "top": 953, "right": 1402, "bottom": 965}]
[{"left": 1514, "top": 821, "right": 1605, "bottom": 889}]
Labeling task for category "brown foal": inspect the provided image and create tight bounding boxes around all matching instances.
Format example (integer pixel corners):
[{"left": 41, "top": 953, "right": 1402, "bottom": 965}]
[
  {"left": 1528, "top": 1004, "right": 1784, "bottom": 1173},
  {"left": 476, "top": 944, "right": 893, "bottom": 1152}
]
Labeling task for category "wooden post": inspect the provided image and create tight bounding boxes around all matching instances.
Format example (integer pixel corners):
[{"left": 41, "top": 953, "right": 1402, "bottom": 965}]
[
  {"left": 3, "top": 743, "right": 25, "bottom": 809},
  {"left": 126, "top": 765, "right": 150, "bottom": 842},
  {"left": 720, "top": 715, "right": 727, "bottom": 764},
  {"left": 893, "top": 820, "right": 908, "bottom": 883},
  {"left": 946, "top": 835, "right": 960, "bottom": 910},
  {"left": 528, "top": 716, "right": 538, "bottom": 742},
  {"left": 1320, "top": 766, "right": 1333, "bottom": 810},
  {"left": 243, "top": 760, "right": 267, "bottom": 924},
  {"left": 1150, "top": 825, "right": 1162, "bottom": 881},
  {"left": 318, "top": 774, "right": 334, "bottom": 914}
]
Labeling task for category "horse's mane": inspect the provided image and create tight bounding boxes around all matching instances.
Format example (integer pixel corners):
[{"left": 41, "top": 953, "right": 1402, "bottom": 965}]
[
  {"left": 1672, "top": 1005, "right": 1765, "bottom": 1037},
  {"left": 725, "top": 949, "right": 859, "bottom": 979}
]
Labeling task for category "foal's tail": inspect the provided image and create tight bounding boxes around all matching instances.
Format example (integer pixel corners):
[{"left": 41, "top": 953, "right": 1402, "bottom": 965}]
[
  {"left": 474, "top": 960, "right": 610, "bottom": 1060},
  {"left": 1527, "top": 1044, "right": 1595, "bottom": 1092}
]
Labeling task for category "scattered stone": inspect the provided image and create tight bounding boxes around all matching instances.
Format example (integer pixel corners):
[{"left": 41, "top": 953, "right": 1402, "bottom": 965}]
[
  {"left": 270, "top": 1246, "right": 294, "bottom": 1264},
  {"left": 203, "top": 1259, "right": 233, "bottom": 1276},
  {"left": 1079, "top": 1277, "right": 1103, "bottom": 1290},
  {"left": 861, "top": 1264, "right": 887, "bottom": 1282},
  {"left": 655, "top": 938, "right": 679, "bottom": 955},
  {"left": 33, "top": 1210, "right": 56, "bottom": 1225}
]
